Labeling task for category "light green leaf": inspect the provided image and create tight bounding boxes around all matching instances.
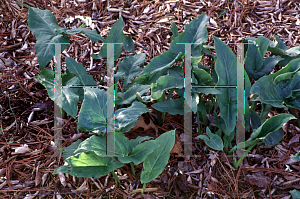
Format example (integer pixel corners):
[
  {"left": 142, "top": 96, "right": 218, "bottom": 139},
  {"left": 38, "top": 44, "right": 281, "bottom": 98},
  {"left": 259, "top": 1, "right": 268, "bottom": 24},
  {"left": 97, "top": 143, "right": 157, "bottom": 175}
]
[
  {"left": 35, "top": 69, "right": 55, "bottom": 99},
  {"left": 67, "top": 151, "right": 123, "bottom": 178},
  {"left": 53, "top": 165, "right": 69, "bottom": 174},
  {"left": 61, "top": 139, "right": 83, "bottom": 160},
  {"left": 35, "top": 69, "right": 80, "bottom": 118},
  {"left": 271, "top": 58, "right": 300, "bottom": 80},
  {"left": 140, "top": 130, "right": 175, "bottom": 184},
  {"left": 118, "top": 140, "right": 160, "bottom": 165}
]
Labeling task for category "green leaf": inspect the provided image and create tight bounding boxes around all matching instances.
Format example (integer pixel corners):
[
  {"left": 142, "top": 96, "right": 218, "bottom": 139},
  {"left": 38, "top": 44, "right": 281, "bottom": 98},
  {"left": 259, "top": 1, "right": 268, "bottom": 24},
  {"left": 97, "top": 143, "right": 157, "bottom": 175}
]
[
  {"left": 250, "top": 75, "right": 285, "bottom": 107},
  {"left": 249, "top": 113, "right": 295, "bottom": 140},
  {"left": 76, "top": 131, "right": 152, "bottom": 158},
  {"left": 116, "top": 84, "right": 151, "bottom": 105},
  {"left": 151, "top": 98, "right": 184, "bottom": 115},
  {"left": 35, "top": 69, "right": 55, "bottom": 99},
  {"left": 284, "top": 91, "right": 300, "bottom": 109},
  {"left": 78, "top": 88, "right": 107, "bottom": 133},
  {"left": 271, "top": 58, "right": 300, "bottom": 80},
  {"left": 152, "top": 76, "right": 184, "bottom": 93},
  {"left": 65, "top": 57, "right": 97, "bottom": 86},
  {"left": 286, "top": 46, "right": 300, "bottom": 56},
  {"left": 193, "top": 87, "right": 221, "bottom": 95},
  {"left": 273, "top": 35, "right": 288, "bottom": 51},
  {"left": 198, "top": 127, "right": 223, "bottom": 151},
  {"left": 245, "top": 41, "right": 283, "bottom": 80},
  {"left": 250, "top": 109, "right": 261, "bottom": 131},
  {"left": 262, "top": 129, "right": 284, "bottom": 146},
  {"left": 254, "top": 36, "right": 270, "bottom": 58},
  {"left": 118, "top": 140, "right": 160, "bottom": 165},
  {"left": 290, "top": 189, "right": 300, "bottom": 199},
  {"left": 63, "top": 28, "right": 105, "bottom": 42},
  {"left": 92, "top": 17, "right": 134, "bottom": 60},
  {"left": 61, "top": 139, "right": 83, "bottom": 160},
  {"left": 140, "top": 130, "right": 175, "bottom": 184},
  {"left": 278, "top": 54, "right": 300, "bottom": 67},
  {"left": 36, "top": 69, "right": 80, "bottom": 118},
  {"left": 115, "top": 101, "right": 150, "bottom": 132},
  {"left": 192, "top": 92, "right": 199, "bottom": 114},
  {"left": 67, "top": 151, "right": 123, "bottom": 178},
  {"left": 136, "top": 14, "right": 209, "bottom": 79},
  {"left": 53, "top": 165, "right": 69, "bottom": 174},
  {"left": 170, "top": 22, "right": 179, "bottom": 40},
  {"left": 291, "top": 151, "right": 300, "bottom": 161},
  {"left": 28, "top": 7, "right": 70, "bottom": 68},
  {"left": 193, "top": 67, "right": 214, "bottom": 85},
  {"left": 244, "top": 43, "right": 264, "bottom": 80},
  {"left": 213, "top": 36, "right": 237, "bottom": 135},
  {"left": 61, "top": 86, "right": 79, "bottom": 118},
  {"left": 275, "top": 72, "right": 300, "bottom": 98},
  {"left": 115, "top": 54, "right": 145, "bottom": 89},
  {"left": 76, "top": 135, "right": 109, "bottom": 156},
  {"left": 168, "top": 66, "right": 184, "bottom": 78},
  {"left": 62, "top": 69, "right": 75, "bottom": 85}
]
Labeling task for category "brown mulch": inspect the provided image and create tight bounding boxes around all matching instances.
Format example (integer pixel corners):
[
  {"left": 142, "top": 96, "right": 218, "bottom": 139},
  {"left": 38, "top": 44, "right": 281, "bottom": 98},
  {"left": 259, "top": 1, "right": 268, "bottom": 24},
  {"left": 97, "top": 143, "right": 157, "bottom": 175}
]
[{"left": 0, "top": 0, "right": 300, "bottom": 198}]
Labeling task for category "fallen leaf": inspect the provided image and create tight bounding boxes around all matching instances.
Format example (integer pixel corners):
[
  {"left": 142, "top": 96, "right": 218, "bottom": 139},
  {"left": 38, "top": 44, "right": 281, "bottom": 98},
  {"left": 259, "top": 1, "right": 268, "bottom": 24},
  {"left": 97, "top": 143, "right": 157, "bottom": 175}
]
[
  {"left": 170, "top": 133, "right": 183, "bottom": 155},
  {"left": 12, "top": 145, "right": 32, "bottom": 154},
  {"left": 245, "top": 172, "right": 271, "bottom": 188}
]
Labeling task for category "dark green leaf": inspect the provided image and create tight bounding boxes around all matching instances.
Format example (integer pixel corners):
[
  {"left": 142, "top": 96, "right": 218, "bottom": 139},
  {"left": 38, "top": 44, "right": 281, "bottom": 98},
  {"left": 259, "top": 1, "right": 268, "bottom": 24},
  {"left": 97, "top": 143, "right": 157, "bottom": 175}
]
[
  {"left": 262, "top": 129, "right": 284, "bottom": 146},
  {"left": 250, "top": 75, "right": 285, "bottom": 107},
  {"left": 213, "top": 36, "right": 237, "bottom": 135},
  {"left": 151, "top": 98, "right": 184, "bottom": 115},
  {"left": 92, "top": 17, "right": 134, "bottom": 60},
  {"left": 64, "top": 28, "right": 105, "bottom": 42},
  {"left": 254, "top": 36, "right": 270, "bottom": 58},
  {"left": 65, "top": 57, "right": 97, "bottom": 86},
  {"left": 170, "top": 22, "right": 179, "bottom": 40},
  {"left": 198, "top": 127, "right": 223, "bottom": 151},
  {"left": 28, "top": 7, "right": 70, "bottom": 68},
  {"left": 115, "top": 101, "right": 150, "bottom": 132},
  {"left": 78, "top": 88, "right": 107, "bottom": 133},
  {"left": 115, "top": 54, "right": 145, "bottom": 89},
  {"left": 250, "top": 113, "right": 295, "bottom": 140},
  {"left": 116, "top": 84, "right": 151, "bottom": 105}
]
